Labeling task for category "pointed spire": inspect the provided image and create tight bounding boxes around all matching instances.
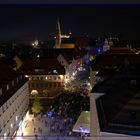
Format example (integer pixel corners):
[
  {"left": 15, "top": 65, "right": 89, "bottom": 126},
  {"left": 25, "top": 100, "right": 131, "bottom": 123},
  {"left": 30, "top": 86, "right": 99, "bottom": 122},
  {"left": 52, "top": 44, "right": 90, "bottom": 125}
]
[
  {"left": 55, "top": 18, "right": 61, "bottom": 48},
  {"left": 57, "top": 18, "right": 61, "bottom": 35}
]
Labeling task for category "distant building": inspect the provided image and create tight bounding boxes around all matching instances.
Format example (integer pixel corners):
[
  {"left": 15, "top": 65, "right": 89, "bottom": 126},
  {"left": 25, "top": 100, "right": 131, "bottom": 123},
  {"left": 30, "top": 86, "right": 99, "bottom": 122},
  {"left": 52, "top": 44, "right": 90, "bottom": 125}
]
[
  {"left": 57, "top": 53, "right": 74, "bottom": 87},
  {"left": 19, "top": 58, "right": 65, "bottom": 98},
  {"left": 54, "top": 20, "right": 75, "bottom": 49},
  {"left": 103, "top": 39, "right": 110, "bottom": 52},
  {"left": 0, "top": 62, "right": 29, "bottom": 140}
]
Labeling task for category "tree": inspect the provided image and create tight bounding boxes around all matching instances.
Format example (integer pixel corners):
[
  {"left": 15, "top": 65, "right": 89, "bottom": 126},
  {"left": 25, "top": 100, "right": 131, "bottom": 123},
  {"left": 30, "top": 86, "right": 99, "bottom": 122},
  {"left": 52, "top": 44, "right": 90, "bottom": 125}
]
[{"left": 32, "top": 98, "right": 43, "bottom": 115}]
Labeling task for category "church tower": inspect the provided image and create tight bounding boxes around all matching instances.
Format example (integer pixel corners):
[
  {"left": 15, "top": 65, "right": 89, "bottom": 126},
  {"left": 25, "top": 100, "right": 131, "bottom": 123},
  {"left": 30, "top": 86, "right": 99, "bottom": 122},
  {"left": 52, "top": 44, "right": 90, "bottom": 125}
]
[{"left": 55, "top": 19, "right": 62, "bottom": 48}]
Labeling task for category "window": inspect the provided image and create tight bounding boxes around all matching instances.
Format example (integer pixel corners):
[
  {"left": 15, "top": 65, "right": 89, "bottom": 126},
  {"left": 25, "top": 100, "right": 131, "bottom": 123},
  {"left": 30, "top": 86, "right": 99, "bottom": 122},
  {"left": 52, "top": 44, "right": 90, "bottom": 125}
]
[
  {"left": 0, "top": 88, "right": 2, "bottom": 95},
  {"left": 12, "top": 80, "right": 14, "bottom": 86},
  {"left": 53, "top": 76, "right": 56, "bottom": 80},
  {"left": 17, "top": 77, "right": 19, "bottom": 83},
  {"left": 7, "top": 84, "right": 9, "bottom": 90},
  {"left": 49, "top": 76, "right": 52, "bottom": 80},
  {"left": 40, "top": 77, "right": 43, "bottom": 80},
  {"left": 36, "top": 83, "right": 39, "bottom": 88},
  {"left": 0, "top": 124, "right": 2, "bottom": 132},
  {"left": 32, "top": 83, "right": 35, "bottom": 88}
]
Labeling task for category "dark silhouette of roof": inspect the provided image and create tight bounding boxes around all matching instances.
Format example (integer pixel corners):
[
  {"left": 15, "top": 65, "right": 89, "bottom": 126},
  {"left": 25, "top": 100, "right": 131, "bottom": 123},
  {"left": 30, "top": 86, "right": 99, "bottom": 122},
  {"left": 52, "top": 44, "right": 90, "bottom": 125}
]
[
  {"left": 92, "top": 68, "right": 140, "bottom": 135},
  {"left": 19, "top": 58, "right": 65, "bottom": 75},
  {"left": 91, "top": 54, "right": 140, "bottom": 71},
  {"left": 0, "top": 62, "right": 28, "bottom": 107},
  {"left": 105, "top": 48, "right": 136, "bottom": 54}
]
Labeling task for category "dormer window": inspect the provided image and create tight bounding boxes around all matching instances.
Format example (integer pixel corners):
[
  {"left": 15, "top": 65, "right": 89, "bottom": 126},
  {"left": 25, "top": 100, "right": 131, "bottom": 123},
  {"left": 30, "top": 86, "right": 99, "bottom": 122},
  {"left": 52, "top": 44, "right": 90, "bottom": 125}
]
[
  {"left": 53, "top": 70, "right": 58, "bottom": 74},
  {"left": 6, "top": 85, "right": 9, "bottom": 90}
]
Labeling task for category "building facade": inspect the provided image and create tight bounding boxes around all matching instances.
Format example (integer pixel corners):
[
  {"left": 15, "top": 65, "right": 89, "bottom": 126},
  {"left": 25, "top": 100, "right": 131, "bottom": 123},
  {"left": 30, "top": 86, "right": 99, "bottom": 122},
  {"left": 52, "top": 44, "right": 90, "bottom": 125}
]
[
  {"left": 19, "top": 58, "right": 65, "bottom": 97},
  {"left": 0, "top": 62, "right": 29, "bottom": 140}
]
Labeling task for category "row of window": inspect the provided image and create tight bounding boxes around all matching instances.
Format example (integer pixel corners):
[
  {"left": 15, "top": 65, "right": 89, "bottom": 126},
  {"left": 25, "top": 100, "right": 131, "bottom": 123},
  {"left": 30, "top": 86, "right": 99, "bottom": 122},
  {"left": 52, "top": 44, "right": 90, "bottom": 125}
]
[
  {"left": 30, "top": 75, "right": 62, "bottom": 81},
  {"left": 0, "top": 91, "right": 28, "bottom": 134},
  {"left": 34, "top": 69, "right": 59, "bottom": 74},
  {"left": 0, "top": 75, "right": 23, "bottom": 95},
  {"left": 31, "top": 82, "right": 62, "bottom": 88},
  {"left": 0, "top": 84, "right": 28, "bottom": 115},
  {"left": 0, "top": 102, "right": 28, "bottom": 136}
]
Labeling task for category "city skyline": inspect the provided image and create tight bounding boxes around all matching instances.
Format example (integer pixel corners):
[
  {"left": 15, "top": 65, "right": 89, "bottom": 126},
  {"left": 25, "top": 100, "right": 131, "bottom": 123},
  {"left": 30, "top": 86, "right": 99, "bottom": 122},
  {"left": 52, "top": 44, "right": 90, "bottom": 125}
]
[{"left": 0, "top": 4, "right": 140, "bottom": 42}]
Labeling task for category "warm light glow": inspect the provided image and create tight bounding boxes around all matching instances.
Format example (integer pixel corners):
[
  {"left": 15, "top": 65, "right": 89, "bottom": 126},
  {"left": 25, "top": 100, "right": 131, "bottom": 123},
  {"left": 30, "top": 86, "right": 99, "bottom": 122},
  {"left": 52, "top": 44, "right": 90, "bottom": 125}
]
[
  {"left": 45, "top": 76, "right": 48, "bottom": 80},
  {"left": 25, "top": 75, "right": 29, "bottom": 78},
  {"left": 95, "top": 71, "right": 98, "bottom": 74},
  {"left": 65, "top": 78, "right": 69, "bottom": 83},
  {"left": 31, "top": 90, "right": 38, "bottom": 95},
  {"left": 11, "top": 123, "right": 13, "bottom": 128},
  {"left": 25, "top": 111, "right": 30, "bottom": 120},
  {"left": 61, "top": 34, "right": 70, "bottom": 38},
  {"left": 59, "top": 75, "right": 63, "bottom": 79}
]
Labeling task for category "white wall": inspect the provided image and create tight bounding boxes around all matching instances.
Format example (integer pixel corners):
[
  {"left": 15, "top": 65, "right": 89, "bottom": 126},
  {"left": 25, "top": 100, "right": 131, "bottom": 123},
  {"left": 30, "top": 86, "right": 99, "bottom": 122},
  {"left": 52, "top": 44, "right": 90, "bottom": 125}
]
[{"left": 0, "top": 81, "right": 29, "bottom": 140}]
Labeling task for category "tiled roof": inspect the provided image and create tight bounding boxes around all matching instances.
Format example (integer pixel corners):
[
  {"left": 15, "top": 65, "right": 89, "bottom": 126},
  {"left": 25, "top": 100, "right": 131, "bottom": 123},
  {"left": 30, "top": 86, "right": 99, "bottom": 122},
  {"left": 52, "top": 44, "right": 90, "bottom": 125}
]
[
  {"left": 105, "top": 48, "right": 136, "bottom": 54},
  {"left": 91, "top": 54, "right": 140, "bottom": 71}
]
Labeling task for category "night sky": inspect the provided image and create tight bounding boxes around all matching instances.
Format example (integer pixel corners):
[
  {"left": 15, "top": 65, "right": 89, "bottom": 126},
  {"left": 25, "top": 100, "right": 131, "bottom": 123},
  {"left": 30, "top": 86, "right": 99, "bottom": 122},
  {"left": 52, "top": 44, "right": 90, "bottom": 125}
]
[{"left": 0, "top": 4, "right": 140, "bottom": 42}]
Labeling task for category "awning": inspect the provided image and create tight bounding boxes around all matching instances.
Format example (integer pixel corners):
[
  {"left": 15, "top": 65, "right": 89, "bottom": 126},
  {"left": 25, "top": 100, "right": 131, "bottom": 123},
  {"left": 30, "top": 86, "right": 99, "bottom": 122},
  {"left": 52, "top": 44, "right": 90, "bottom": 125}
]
[{"left": 72, "top": 111, "right": 90, "bottom": 133}]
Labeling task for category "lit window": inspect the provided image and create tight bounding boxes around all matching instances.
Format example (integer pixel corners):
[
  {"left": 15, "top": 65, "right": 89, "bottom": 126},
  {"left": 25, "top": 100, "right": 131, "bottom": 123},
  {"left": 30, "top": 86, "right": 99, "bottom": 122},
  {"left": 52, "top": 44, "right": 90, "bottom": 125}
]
[{"left": 16, "top": 116, "right": 18, "bottom": 121}]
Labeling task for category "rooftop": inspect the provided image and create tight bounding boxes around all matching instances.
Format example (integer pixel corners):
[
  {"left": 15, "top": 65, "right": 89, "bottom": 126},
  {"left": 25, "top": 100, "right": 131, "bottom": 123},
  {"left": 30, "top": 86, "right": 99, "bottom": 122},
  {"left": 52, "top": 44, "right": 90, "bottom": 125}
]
[
  {"left": 92, "top": 69, "right": 140, "bottom": 135},
  {"left": 19, "top": 58, "right": 65, "bottom": 75}
]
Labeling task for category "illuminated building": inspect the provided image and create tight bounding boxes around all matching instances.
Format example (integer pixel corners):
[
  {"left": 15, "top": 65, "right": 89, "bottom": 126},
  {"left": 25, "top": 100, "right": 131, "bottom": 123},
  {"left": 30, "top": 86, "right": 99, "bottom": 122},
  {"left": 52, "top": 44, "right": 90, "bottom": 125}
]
[
  {"left": 0, "top": 62, "right": 29, "bottom": 140},
  {"left": 19, "top": 58, "right": 65, "bottom": 98}
]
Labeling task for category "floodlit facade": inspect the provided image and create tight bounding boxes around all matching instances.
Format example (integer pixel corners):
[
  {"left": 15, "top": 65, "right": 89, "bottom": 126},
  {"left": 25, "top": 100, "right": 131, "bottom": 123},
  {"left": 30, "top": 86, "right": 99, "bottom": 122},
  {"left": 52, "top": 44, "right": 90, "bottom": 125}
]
[
  {"left": 19, "top": 58, "right": 65, "bottom": 96},
  {"left": 0, "top": 62, "right": 29, "bottom": 140}
]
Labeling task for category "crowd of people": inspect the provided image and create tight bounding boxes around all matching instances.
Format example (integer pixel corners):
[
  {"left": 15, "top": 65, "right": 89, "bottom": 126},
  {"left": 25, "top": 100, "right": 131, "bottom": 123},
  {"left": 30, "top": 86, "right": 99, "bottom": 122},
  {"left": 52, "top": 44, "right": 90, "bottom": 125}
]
[{"left": 47, "top": 91, "right": 90, "bottom": 137}]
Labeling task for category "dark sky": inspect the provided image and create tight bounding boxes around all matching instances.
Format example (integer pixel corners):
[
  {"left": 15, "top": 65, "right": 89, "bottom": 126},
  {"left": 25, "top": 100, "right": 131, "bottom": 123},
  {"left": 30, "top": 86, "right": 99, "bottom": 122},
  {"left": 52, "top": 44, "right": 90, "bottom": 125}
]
[
  {"left": 0, "top": 4, "right": 140, "bottom": 42},
  {"left": 0, "top": 0, "right": 140, "bottom": 4}
]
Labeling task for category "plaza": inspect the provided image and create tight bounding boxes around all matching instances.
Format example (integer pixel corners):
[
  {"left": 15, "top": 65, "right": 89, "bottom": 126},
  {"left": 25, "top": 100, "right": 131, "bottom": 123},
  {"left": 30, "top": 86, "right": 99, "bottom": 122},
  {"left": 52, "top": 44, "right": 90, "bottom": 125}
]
[{"left": 15, "top": 112, "right": 82, "bottom": 140}]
